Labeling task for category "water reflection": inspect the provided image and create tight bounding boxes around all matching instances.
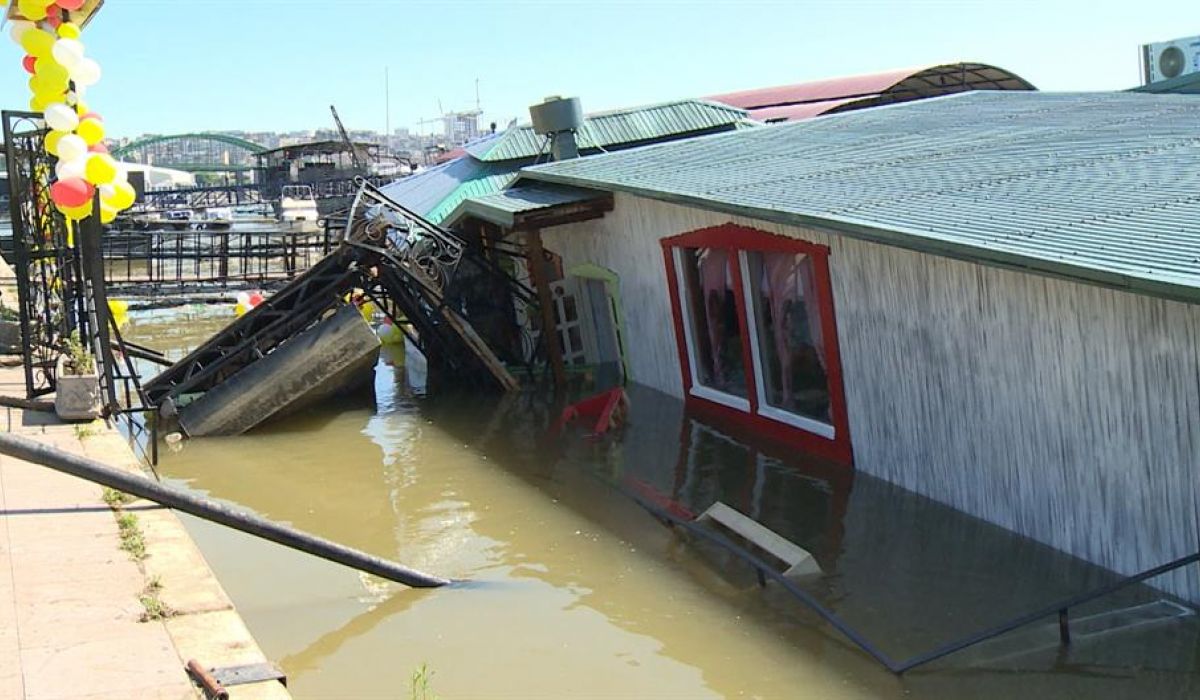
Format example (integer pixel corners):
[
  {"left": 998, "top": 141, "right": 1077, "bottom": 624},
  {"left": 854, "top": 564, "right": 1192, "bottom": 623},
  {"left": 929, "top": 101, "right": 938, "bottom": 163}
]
[{"left": 131, "top": 310, "right": 1200, "bottom": 699}]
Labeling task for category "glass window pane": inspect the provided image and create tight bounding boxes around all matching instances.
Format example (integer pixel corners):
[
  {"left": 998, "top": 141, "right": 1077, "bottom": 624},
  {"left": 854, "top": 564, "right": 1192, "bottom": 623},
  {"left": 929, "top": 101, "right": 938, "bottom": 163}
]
[
  {"left": 745, "top": 251, "right": 832, "bottom": 424},
  {"left": 677, "top": 248, "right": 748, "bottom": 399}
]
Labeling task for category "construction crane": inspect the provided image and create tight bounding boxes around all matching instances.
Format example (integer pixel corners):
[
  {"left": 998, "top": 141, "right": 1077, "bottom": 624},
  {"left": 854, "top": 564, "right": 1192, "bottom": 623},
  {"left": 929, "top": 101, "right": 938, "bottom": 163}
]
[{"left": 330, "top": 105, "right": 367, "bottom": 172}]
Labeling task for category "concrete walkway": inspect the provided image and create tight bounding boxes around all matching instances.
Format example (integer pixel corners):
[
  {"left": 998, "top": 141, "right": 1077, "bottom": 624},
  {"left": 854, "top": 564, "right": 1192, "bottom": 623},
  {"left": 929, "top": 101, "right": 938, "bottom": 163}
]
[{"left": 0, "top": 364, "right": 289, "bottom": 699}]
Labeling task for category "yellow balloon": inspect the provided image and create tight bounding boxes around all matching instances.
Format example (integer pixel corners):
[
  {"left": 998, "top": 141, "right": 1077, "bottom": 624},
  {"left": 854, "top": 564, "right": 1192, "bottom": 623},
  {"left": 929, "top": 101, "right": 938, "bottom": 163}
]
[
  {"left": 111, "top": 181, "right": 136, "bottom": 210},
  {"left": 74, "top": 100, "right": 89, "bottom": 116},
  {"left": 85, "top": 154, "right": 117, "bottom": 186},
  {"left": 44, "top": 130, "right": 67, "bottom": 156},
  {"left": 57, "top": 200, "right": 94, "bottom": 221},
  {"left": 35, "top": 58, "right": 69, "bottom": 87},
  {"left": 19, "top": 29, "right": 55, "bottom": 59},
  {"left": 57, "top": 23, "right": 81, "bottom": 40},
  {"left": 17, "top": 0, "right": 47, "bottom": 22},
  {"left": 108, "top": 299, "right": 130, "bottom": 328},
  {"left": 77, "top": 118, "right": 105, "bottom": 146},
  {"left": 99, "top": 205, "right": 118, "bottom": 225},
  {"left": 234, "top": 302, "right": 249, "bottom": 318},
  {"left": 29, "top": 95, "right": 49, "bottom": 112}
]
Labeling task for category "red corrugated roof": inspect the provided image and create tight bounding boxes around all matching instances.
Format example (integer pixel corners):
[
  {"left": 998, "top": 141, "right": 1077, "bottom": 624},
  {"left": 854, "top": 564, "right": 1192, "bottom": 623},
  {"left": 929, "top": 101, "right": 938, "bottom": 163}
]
[
  {"left": 751, "top": 97, "right": 876, "bottom": 122},
  {"left": 710, "top": 67, "right": 918, "bottom": 110},
  {"left": 707, "top": 63, "right": 1035, "bottom": 122}
]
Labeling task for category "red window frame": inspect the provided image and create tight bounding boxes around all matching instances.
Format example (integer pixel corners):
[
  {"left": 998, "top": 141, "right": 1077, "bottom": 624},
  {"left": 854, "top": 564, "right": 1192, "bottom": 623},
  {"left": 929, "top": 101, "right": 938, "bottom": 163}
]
[{"left": 661, "top": 223, "right": 852, "bottom": 465}]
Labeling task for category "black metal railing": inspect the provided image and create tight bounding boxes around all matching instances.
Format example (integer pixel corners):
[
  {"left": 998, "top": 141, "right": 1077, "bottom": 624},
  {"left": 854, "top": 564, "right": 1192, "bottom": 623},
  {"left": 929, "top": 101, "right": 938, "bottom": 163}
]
[{"left": 101, "top": 227, "right": 336, "bottom": 293}]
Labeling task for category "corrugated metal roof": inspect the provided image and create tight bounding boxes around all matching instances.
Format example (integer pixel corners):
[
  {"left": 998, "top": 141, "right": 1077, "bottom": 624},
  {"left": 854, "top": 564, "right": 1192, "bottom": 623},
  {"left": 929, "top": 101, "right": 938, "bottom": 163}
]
[
  {"left": 467, "top": 99, "right": 750, "bottom": 162},
  {"left": 442, "top": 183, "right": 607, "bottom": 228},
  {"left": 520, "top": 92, "right": 1200, "bottom": 304},
  {"left": 378, "top": 157, "right": 520, "bottom": 223},
  {"left": 707, "top": 62, "right": 1035, "bottom": 122}
]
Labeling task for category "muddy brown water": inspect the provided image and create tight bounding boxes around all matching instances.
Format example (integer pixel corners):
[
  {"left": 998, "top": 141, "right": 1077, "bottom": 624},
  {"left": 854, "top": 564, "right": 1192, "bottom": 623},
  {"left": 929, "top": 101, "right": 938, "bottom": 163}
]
[{"left": 126, "top": 307, "right": 1200, "bottom": 699}]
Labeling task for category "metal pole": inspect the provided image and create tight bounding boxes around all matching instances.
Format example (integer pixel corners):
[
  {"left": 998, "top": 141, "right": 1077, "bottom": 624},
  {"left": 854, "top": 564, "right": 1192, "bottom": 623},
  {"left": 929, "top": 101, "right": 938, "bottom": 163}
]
[{"left": 0, "top": 433, "right": 451, "bottom": 588}]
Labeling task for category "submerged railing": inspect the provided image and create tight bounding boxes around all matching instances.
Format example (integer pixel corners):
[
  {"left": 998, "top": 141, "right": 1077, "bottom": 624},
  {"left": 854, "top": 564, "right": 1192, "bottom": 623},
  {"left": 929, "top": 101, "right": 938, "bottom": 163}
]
[{"left": 622, "top": 481, "right": 1200, "bottom": 674}]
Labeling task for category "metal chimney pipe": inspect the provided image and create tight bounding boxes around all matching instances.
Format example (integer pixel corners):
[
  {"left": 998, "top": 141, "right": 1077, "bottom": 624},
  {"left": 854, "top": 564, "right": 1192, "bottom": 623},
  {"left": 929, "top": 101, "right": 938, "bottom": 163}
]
[{"left": 529, "top": 96, "right": 583, "bottom": 161}]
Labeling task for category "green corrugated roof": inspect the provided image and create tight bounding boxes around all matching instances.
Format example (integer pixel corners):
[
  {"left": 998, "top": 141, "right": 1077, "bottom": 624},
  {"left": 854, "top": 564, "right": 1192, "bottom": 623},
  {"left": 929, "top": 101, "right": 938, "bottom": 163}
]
[
  {"left": 467, "top": 100, "right": 751, "bottom": 162},
  {"left": 443, "top": 183, "right": 608, "bottom": 228},
  {"left": 424, "top": 171, "right": 520, "bottom": 224},
  {"left": 519, "top": 92, "right": 1200, "bottom": 304}
]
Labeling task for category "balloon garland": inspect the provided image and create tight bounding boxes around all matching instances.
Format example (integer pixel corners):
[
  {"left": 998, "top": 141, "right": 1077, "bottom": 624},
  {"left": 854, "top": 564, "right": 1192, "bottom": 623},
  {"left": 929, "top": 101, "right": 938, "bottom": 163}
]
[{"left": 8, "top": 0, "right": 134, "bottom": 223}]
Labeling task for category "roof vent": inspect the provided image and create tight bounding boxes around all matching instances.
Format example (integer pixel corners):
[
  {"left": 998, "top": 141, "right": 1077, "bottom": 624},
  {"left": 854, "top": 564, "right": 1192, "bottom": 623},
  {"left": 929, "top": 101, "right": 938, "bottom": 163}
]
[{"left": 529, "top": 96, "right": 583, "bottom": 161}]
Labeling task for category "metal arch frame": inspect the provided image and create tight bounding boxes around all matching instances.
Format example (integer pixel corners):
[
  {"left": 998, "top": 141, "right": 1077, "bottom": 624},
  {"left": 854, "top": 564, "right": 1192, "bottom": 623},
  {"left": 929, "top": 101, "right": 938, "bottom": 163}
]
[{"left": 110, "top": 132, "right": 268, "bottom": 159}]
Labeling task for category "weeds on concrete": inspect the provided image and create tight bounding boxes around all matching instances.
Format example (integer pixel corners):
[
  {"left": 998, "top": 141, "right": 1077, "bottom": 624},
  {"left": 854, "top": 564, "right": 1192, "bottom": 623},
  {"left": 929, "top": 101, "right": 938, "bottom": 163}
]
[
  {"left": 116, "top": 512, "right": 146, "bottom": 561},
  {"left": 138, "top": 576, "right": 176, "bottom": 623},
  {"left": 73, "top": 421, "right": 100, "bottom": 440},
  {"left": 102, "top": 488, "right": 135, "bottom": 508},
  {"left": 411, "top": 664, "right": 437, "bottom": 700}
]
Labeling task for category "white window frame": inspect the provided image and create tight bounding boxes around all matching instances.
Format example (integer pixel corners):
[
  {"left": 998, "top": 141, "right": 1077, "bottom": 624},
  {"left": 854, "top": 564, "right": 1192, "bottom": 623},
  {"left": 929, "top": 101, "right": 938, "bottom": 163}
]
[
  {"left": 674, "top": 248, "right": 751, "bottom": 413},
  {"left": 738, "top": 252, "right": 836, "bottom": 440}
]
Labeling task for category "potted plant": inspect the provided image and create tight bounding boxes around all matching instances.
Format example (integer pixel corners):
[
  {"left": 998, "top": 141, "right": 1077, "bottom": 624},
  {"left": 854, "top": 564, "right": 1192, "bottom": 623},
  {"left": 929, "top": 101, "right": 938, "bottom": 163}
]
[
  {"left": 55, "top": 331, "right": 101, "bottom": 421},
  {"left": 0, "top": 303, "right": 20, "bottom": 355}
]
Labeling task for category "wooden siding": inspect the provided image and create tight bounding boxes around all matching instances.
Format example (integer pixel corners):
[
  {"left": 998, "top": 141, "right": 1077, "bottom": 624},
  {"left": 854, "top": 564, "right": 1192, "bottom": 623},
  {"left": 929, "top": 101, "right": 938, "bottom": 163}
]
[{"left": 540, "top": 192, "right": 1200, "bottom": 600}]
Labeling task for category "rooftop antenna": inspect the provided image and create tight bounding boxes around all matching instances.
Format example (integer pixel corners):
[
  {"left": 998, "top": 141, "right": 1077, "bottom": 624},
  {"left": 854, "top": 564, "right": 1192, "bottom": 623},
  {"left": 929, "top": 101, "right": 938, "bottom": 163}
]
[{"left": 384, "top": 67, "right": 391, "bottom": 155}]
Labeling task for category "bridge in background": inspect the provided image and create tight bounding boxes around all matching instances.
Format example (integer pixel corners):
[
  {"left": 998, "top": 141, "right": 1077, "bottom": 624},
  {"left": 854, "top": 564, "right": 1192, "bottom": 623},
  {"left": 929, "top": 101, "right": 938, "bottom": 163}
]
[{"left": 112, "top": 133, "right": 267, "bottom": 174}]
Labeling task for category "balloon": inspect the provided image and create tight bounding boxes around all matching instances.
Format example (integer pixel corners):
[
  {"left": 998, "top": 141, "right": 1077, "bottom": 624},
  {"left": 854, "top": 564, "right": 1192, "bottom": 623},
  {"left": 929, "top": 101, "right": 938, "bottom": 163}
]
[
  {"left": 50, "top": 177, "right": 93, "bottom": 208},
  {"left": 248, "top": 292, "right": 265, "bottom": 307},
  {"left": 9, "top": 21, "right": 35, "bottom": 44},
  {"left": 29, "top": 95, "right": 49, "bottom": 112},
  {"left": 77, "top": 117, "right": 104, "bottom": 145},
  {"left": 20, "top": 29, "right": 55, "bottom": 59},
  {"left": 35, "top": 57, "right": 68, "bottom": 85},
  {"left": 58, "top": 0, "right": 86, "bottom": 9},
  {"left": 99, "top": 205, "right": 117, "bottom": 225},
  {"left": 88, "top": 142, "right": 109, "bottom": 154},
  {"left": 84, "top": 154, "right": 117, "bottom": 185},
  {"left": 16, "top": 0, "right": 48, "bottom": 22},
  {"left": 55, "top": 156, "right": 86, "bottom": 181},
  {"left": 98, "top": 183, "right": 116, "bottom": 200},
  {"left": 51, "top": 39, "right": 84, "bottom": 69},
  {"left": 43, "top": 102, "right": 78, "bottom": 131},
  {"left": 22, "top": 55, "right": 37, "bottom": 73},
  {"left": 56, "top": 22, "right": 81, "bottom": 40},
  {"left": 58, "top": 200, "right": 94, "bottom": 221},
  {"left": 44, "top": 129, "right": 67, "bottom": 156},
  {"left": 57, "top": 133, "right": 87, "bottom": 161},
  {"left": 108, "top": 300, "right": 129, "bottom": 329},
  {"left": 108, "top": 181, "right": 136, "bottom": 210},
  {"left": 70, "top": 58, "right": 101, "bottom": 87}
]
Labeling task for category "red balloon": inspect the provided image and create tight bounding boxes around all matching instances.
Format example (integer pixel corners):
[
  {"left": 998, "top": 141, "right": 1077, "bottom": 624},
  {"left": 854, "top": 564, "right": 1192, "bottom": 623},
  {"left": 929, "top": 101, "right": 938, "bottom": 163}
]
[
  {"left": 58, "top": 0, "right": 86, "bottom": 9},
  {"left": 22, "top": 56, "right": 36, "bottom": 74},
  {"left": 44, "top": 6, "right": 62, "bottom": 26},
  {"left": 88, "top": 142, "right": 109, "bottom": 154},
  {"left": 50, "top": 178, "right": 94, "bottom": 208},
  {"left": 80, "top": 112, "right": 103, "bottom": 122},
  {"left": 248, "top": 292, "right": 265, "bottom": 307}
]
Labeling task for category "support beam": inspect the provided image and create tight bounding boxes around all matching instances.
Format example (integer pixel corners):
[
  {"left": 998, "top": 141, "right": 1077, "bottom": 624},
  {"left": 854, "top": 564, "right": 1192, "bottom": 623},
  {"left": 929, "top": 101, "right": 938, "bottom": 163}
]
[
  {"left": 0, "top": 432, "right": 451, "bottom": 588},
  {"left": 526, "top": 229, "right": 566, "bottom": 390}
]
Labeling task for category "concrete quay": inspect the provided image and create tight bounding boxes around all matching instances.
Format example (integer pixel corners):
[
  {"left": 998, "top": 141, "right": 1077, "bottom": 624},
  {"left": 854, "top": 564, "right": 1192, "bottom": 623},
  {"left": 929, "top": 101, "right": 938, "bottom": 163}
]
[{"left": 0, "top": 364, "right": 290, "bottom": 700}]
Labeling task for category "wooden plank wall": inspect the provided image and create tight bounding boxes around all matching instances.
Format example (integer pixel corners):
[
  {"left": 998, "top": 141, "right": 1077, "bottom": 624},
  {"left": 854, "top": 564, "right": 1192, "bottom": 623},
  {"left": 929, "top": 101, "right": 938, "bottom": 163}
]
[{"left": 541, "top": 192, "right": 1200, "bottom": 601}]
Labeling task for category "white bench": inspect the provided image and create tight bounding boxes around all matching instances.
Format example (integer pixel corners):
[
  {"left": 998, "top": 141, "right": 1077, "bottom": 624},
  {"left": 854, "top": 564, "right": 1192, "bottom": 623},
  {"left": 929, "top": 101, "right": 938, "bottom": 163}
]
[{"left": 696, "top": 501, "right": 823, "bottom": 578}]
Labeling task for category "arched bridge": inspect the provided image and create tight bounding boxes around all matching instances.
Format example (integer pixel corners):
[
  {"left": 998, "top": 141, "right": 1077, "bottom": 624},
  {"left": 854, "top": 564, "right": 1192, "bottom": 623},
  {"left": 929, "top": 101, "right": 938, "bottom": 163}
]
[{"left": 112, "top": 133, "right": 267, "bottom": 173}]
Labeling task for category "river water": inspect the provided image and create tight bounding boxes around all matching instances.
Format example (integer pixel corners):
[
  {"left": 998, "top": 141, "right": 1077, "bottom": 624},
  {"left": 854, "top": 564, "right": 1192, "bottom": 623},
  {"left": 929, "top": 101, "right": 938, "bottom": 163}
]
[{"left": 126, "top": 307, "right": 1200, "bottom": 699}]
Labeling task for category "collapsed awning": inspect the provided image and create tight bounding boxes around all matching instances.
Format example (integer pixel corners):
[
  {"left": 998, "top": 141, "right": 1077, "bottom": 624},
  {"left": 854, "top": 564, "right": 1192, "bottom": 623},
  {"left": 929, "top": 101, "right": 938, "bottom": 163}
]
[{"left": 443, "top": 182, "right": 613, "bottom": 231}]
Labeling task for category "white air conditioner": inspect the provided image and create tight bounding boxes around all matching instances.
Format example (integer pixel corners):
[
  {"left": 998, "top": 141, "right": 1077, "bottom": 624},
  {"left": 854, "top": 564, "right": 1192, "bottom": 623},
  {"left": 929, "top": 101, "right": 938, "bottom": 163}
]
[{"left": 1142, "top": 35, "right": 1200, "bottom": 84}]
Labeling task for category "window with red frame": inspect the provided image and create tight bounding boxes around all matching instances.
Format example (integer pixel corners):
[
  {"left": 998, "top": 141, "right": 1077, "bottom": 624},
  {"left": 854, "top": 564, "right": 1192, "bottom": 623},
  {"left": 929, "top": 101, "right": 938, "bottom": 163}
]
[{"left": 661, "top": 224, "right": 850, "bottom": 463}]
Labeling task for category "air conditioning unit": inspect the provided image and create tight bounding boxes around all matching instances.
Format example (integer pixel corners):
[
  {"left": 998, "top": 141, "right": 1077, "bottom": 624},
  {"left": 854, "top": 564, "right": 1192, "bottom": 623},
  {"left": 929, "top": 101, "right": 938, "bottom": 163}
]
[{"left": 1142, "top": 35, "right": 1200, "bottom": 84}]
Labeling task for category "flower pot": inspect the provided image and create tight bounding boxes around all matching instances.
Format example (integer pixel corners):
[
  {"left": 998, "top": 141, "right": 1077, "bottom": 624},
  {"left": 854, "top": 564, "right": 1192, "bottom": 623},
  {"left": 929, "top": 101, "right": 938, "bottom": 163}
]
[
  {"left": 55, "top": 355, "right": 102, "bottom": 421},
  {"left": 0, "top": 319, "right": 20, "bottom": 355}
]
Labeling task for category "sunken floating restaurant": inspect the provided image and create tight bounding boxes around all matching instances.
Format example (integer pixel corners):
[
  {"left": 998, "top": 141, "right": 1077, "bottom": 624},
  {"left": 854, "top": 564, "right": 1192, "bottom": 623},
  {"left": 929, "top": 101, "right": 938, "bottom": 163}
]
[{"left": 440, "top": 90, "right": 1200, "bottom": 603}]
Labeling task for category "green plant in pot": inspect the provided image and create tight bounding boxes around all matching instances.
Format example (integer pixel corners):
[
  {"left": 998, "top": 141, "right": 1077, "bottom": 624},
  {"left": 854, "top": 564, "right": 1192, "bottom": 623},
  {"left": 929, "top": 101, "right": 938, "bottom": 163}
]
[
  {"left": 55, "top": 331, "right": 102, "bottom": 421},
  {"left": 0, "top": 303, "right": 21, "bottom": 355}
]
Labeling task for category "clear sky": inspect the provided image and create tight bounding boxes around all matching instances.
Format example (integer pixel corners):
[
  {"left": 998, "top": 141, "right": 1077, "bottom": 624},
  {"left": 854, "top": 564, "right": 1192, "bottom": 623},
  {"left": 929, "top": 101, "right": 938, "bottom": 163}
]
[{"left": 2, "top": 0, "right": 1194, "bottom": 139}]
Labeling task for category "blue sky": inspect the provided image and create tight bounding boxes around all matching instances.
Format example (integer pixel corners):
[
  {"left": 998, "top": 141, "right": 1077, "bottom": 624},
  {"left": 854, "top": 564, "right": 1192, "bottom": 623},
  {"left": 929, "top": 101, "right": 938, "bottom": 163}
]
[{"left": 2, "top": 0, "right": 1193, "bottom": 139}]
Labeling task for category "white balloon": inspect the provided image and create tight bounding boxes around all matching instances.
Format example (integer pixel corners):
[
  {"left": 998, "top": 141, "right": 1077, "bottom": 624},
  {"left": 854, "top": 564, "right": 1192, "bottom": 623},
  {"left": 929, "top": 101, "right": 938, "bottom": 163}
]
[
  {"left": 57, "top": 134, "right": 87, "bottom": 162},
  {"left": 50, "top": 38, "right": 85, "bottom": 69},
  {"left": 70, "top": 58, "right": 101, "bottom": 87},
  {"left": 8, "top": 21, "right": 33, "bottom": 44},
  {"left": 55, "top": 156, "right": 87, "bottom": 181},
  {"left": 99, "top": 183, "right": 116, "bottom": 200},
  {"left": 43, "top": 102, "right": 79, "bottom": 132}
]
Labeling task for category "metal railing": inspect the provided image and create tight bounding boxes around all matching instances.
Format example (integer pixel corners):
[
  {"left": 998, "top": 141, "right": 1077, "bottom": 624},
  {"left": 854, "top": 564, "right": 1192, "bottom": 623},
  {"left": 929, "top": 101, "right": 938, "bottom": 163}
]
[
  {"left": 622, "top": 481, "right": 1200, "bottom": 674},
  {"left": 102, "top": 227, "right": 336, "bottom": 292}
]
